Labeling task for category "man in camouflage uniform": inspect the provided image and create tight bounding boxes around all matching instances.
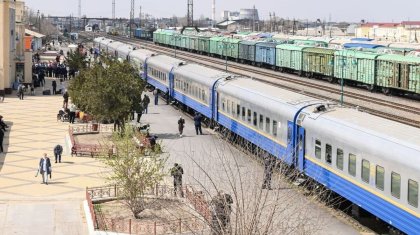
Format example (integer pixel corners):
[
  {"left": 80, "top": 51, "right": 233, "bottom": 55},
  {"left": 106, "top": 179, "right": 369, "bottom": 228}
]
[
  {"left": 211, "top": 191, "right": 233, "bottom": 235},
  {"left": 170, "top": 163, "right": 184, "bottom": 197}
]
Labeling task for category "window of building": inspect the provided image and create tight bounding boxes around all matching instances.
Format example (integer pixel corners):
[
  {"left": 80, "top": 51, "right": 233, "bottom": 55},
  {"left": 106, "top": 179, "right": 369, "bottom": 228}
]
[
  {"left": 325, "top": 144, "right": 332, "bottom": 164},
  {"left": 259, "top": 114, "right": 264, "bottom": 129},
  {"left": 265, "top": 117, "right": 271, "bottom": 133},
  {"left": 348, "top": 154, "right": 356, "bottom": 177},
  {"left": 336, "top": 148, "right": 343, "bottom": 170},
  {"left": 408, "top": 180, "right": 418, "bottom": 208},
  {"left": 241, "top": 107, "right": 246, "bottom": 121},
  {"left": 361, "top": 159, "right": 370, "bottom": 183},
  {"left": 272, "top": 120, "right": 278, "bottom": 136},
  {"left": 247, "top": 109, "right": 252, "bottom": 123},
  {"left": 253, "top": 112, "right": 258, "bottom": 126},
  {"left": 376, "top": 165, "right": 385, "bottom": 190},
  {"left": 315, "top": 140, "right": 321, "bottom": 159},
  {"left": 391, "top": 172, "right": 401, "bottom": 198}
]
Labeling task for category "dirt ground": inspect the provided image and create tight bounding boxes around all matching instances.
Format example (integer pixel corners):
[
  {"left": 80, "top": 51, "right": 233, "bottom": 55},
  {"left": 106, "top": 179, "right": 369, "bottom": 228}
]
[{"left": 73, "top": 133, "right": 113, "bottom": 146}]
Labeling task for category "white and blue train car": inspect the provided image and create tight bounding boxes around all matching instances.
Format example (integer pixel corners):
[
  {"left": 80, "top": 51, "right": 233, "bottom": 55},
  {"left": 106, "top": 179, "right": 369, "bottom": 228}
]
[
  {"left": 93, "top": 37, "right": 105, "bottom": 48},
  {"left": 98, "top": 38, "right": 113, "bottom": 53},
  {"left": 172, "top": 64, "right": 231, "bottom": 119},
  {"left": 128, "top": 49, "right": 156, "bottom": 79},
  {"left": 145, "top": 55, "right": 185, "bottom": 93},
  {"left": 215, "top": 78, "right": 310, "bottom": 165},
  {"left": 116, "top": 44, "right": 135, "bottom": 62},
  {"left": 106, "top": 41, "right": 126, "bottom": 58},
  {"left": 300, "top": 107, "right": 420, "bottom": 234}
]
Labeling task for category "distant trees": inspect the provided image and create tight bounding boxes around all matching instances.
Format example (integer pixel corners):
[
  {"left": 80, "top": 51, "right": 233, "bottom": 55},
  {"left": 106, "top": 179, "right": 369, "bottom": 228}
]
[{"left": 68, "top": 58, "right": 144, "bottom": 128}]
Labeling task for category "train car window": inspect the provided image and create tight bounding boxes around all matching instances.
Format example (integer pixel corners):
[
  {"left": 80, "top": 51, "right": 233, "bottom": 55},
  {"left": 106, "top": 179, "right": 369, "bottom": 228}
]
[
  {"left": 227, "top": 100, "right": 231, "bottom": 113},
  {"left": 259, "top": 115, "right": 264, "bottom": 129},
  {"left": 348, "top": 154, "right": 356, "bottom": 177},
  {"left": 273, "top": 120, "right": 278, "bottom": 137},
  {"left": 202, "top": 90, "right": 205, "bottom": 102},
  {"left": 253, "top": 112, "right": 258, "bottom": 126},
  {"left": 232, "top": 102, "right": 236, "bottom": 116},
  {"left": 222, "top": 98, "right": 226, "bottom": 111},
  {"left": 325, "top": 144, "right": 332, "bottom": 164},
  {"left": 408, "top": 179, "right": 418, "bottom": 208},
  {"left": 241, "top": 107, "right": 246, "bottom": 121},
  {"left": 336, "top": 149, "right": 343, "bottom": 170},
  {"left": 266, "top": 117, "right": 271, "bottom": 133},
  {"left": 375, "top": 165, "right": 385, "bottom": 190},
  {"left": 361, "top": 159, "right": 370, "bottom": 183},
  {"left": 237, "top": 105, "right": 241, "bottom": 117},
  {"left": 315, "top": 140, "right": 321, "bottom": 159},
  {"left": 391, "top": 172, "right": 401, "bottom": 199},
  {"left": 247, "top": 109, "right": 252, "bottom": 123}
]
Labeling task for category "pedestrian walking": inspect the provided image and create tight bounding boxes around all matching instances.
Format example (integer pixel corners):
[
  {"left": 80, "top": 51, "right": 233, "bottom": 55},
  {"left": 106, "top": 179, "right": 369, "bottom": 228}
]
[
  {"left": 69, "top": 104, "right": 76, "bottom": 123},
  {"left": 193, "top": 113, "right": 203, "bottom": 135},
  {"left": 53, "top": 144, "right": 63, "bottom": 163},
  {"left": 153, "top": 89, "right": 159, "bottom": 105},
  {"left": 52, "top": 80, "right": 57, "bottom": 95},
  {"left": 63, "top": 90, "right": 69, "bottom": 109},
  {"left": 170, "top": 163, "right": 184, "bottom": 197},
  {"left": 178, "top": 116, "right": 185, "bottom": 137},
  {"left": 211, "top": 191, "right": 233, "bottom": 235},
  {"left": 0, "top": 128, "right": 4, "bottom": 153},
  {"left": 38, "top": 153, "right": 52, "bottom": 185},
  {"left": 17, "top": 83, "right": 24, "bottom": 100},
  {"left": 135, "top": 102, "right": 144, "bottom": 123},
  {"left": 262, "top": 152, "right": 276, "bottom": 190},
  {"left": 165, "top": 89, "right": 170, "bottom": 105},
  {"left": 142, "top": 94, "right": 150, "bottom": 114}
]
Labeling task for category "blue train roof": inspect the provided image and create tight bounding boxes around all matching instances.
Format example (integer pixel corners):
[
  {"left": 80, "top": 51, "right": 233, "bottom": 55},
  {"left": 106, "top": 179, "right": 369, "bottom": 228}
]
[
  {"left": 351, "top": 38, "right": 374, "bottom": 41},
  {"left": 343, "top": 43, "right": 384, "bottom": 49}
]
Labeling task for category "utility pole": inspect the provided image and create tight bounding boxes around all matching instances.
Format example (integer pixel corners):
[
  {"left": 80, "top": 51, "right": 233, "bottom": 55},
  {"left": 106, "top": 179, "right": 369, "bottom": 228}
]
[
  {"left": 112, "top": 0, "right": 115, "bottom": 27},
  {"left": 212, "top": 0, "right": 215, "bottom": 28},
  {"left": 130, "top": 0, "right": 135, "bottom": 37},
  {"left": 181, "top": 0, "right": 198, "bottom": 34},
  {"left": 139, "top": 6, "right": 141, "bottom": 27},
  {"left": 269, "top": 12, "right": 272, "bottom": 32},
  {"left": 252, "top": 5, "right": 255, "bottom": 32},
  {"left": 78, "top": 0, "right": 81, "bottom": 30},
  {"left": 273, "top": 12, "right": 276, "bottom": 32}
]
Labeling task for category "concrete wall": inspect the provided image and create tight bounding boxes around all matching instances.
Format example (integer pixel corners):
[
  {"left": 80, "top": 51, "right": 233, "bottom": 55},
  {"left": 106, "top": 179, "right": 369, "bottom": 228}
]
[{"left": 0, "top": 1, "right": 11, "bottom": 91}]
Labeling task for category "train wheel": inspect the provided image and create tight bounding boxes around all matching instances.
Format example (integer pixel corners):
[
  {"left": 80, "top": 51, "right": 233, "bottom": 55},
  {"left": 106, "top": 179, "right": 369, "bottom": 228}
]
[
  {"left": 279, "top": 67, "right": 284, "bottom": 72},
  {"left": 382, "top": 87, "right": 392, "bottom": 96},
  {"left": 327, "top": 76, "right": 335, "bottom": 83},
  {"left": 367, "top": 84, "right": 376, "bottom": 92}
]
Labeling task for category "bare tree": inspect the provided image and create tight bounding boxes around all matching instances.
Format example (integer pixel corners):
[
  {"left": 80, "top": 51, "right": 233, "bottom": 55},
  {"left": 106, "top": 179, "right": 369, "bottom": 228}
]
[{"left": 101, "top": 127, "right": 167, "bottom": 219}]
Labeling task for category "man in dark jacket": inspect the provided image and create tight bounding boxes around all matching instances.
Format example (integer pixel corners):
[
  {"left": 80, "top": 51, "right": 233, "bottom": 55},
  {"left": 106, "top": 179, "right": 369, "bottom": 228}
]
[
  {"left": 52, "top": 80, "right": 57, "bottom": 95},
  {"left": 38, "top": 153, "right": 52, "bottom": 185},
  {"left": 193, "top": 113, "right": 203, "bottom": 135},
  {"left": 142, "top": 95, "right": 150, "bottom": 114},
  {"left": 170, "top": 163, "right": 184, "bottom": 197},
  {"left": 0, "top": 128, "right": 4, "bottom": 153},
  {"left": 63, "top": 90, "right": 69, "bottom": 109},
  {"left": 53, "top": 144, "right": 63, "bottom": 163},
  {"left": 262, "top": 152, "right": 276, "bottom": 190},
  {"left": 178, "top": 116, "right": 185, "bottom": 137}
]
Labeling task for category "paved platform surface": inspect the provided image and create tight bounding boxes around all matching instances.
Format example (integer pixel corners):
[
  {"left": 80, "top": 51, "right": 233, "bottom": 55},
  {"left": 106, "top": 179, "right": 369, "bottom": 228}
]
[
  {"left": 0, "top": 78, "right": 107, "bottom": 235},
  {"left": 141, "top": 95, "right": 362, "bottom": 235}
]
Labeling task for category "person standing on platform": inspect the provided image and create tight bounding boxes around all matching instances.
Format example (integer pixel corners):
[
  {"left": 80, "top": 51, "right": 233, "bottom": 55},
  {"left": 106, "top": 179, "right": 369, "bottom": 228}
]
[
  {"left": 52, "top": 80, "right": 57, "bottom": 95},
  {"left": 153, "top": 89, "right": 159, "bottom": 105},
  {"left": 194, "top": 113, "right": 203, "bottom": 135},
  {"left": 69, "top": 104, "right": 76, "bottom": 123},
  {"left": 38, "top": 153, "right": 52, "bottom": 185},
  {"left": 170, "top": 163, "right": 184, "bottom": 197},
  {"left": 63, "top": 90, "right": 69, "bottom": 109},
  {"left": 142, "top": 95, "right": 150, "bottom": 114},
  {"left": 0, "top": 128, "right": 4, "bottom": 153},
  {"left": 53, "top": 144, "right": 63, "bottom": 163},
  {"left": 165, "top": 89, "right": 170, "bottom": 105},
  {"left": 262, "top": 152, "right": 276, "bottom": 190},
  {"left": 17, "top": 83, "right": 24, "bottom": 100},
  {"left": 178, "top": 116, "right": 185, "bottom": 137}
]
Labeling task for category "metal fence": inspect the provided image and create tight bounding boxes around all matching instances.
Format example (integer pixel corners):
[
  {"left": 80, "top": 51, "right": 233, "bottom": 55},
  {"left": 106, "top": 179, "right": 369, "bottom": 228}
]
[{"left": 86, "top": 185, "right": 211, "bottom": 234}]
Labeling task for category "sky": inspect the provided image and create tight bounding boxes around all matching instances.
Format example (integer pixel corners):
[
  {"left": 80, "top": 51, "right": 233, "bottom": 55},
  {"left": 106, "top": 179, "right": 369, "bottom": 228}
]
[{"left": 23, "top": 0, "right": 420, "bottom": 23}]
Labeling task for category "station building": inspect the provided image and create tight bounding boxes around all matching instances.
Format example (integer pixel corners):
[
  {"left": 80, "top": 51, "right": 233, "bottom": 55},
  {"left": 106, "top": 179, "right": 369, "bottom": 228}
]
[
  {"left": 0, "top": 0, "right": 33, "bottom": 95},
  {"left": 356, "top": 21, "right": 420, "bottom": 42}
]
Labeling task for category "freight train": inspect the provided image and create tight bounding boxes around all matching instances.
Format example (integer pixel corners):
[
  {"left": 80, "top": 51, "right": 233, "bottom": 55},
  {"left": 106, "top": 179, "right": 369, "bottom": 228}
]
[
  {"left": 150, "top": 30, "right": 420, "bottom": 96},
  {"left": 94, "top": 37, "right": 420, "bottom": 235}
]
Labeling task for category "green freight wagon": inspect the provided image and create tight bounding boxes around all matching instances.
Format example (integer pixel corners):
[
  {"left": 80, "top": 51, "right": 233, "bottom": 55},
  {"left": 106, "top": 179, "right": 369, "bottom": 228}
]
[
  {"left": 376, "top": 54, "right": 420, "bottom": 95},
  {"left": 153, "top": 30, "right": 164, "bottom": 44},
  {"left": 334, "top": 50, "right": 379, "bottom": 90},
  {"left": 162, "top": 31, "right": 175, "bottom": 46},
  {"left": 293, "top": 39, "right": 328, "bottom": 47},
  {"left": 276, "top": 44, "right": 308, "bottom": 74},
  {"left": 197, "top": 35, "right": 211, "bottom": 54},
  {"left": 188, "top": 35, "right": 199, "bottom": 52},
  {"left": 302, "top": 47, "right": 336, "bottom": 80},
  {"left": 179, "top": 34, "right": 189, "bottom": 50},
  {"left": 210, "top": 37, "right": 241, "bottom": 60}
]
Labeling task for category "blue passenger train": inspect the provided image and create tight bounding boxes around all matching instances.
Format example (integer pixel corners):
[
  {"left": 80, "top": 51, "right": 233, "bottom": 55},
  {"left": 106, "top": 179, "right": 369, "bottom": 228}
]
[{"left": 95, "top": 37, "right": 420, "bottom": 235}]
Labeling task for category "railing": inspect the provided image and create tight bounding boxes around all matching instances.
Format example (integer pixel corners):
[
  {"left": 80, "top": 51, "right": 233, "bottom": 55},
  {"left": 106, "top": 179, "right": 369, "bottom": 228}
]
[
  {"left": 70, "top": 123, "right": 114, "bottom": 134},
  {"left": 86, "top": 185, "right": 211, "bottom": 234},
  {"left": 69, "top": 126, "right": 112, "bottom": 157}
]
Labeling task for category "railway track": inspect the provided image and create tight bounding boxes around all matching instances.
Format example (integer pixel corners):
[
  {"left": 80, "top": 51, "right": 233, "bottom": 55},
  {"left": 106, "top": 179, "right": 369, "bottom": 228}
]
[{"left": 90, "top": 33, "right": 420, "bottom": 127}]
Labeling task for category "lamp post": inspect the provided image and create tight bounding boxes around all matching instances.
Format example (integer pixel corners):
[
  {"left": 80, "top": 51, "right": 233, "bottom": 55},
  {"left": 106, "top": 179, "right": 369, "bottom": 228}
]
[
  {"left": 171, "top": 35, "right": 182, "bottom": 58},
  {"left": 218, "top": 38, "right": 234, "bottom": 72},
  {"left": 339, "top": 50, "right": 357, "bottom": 105}
]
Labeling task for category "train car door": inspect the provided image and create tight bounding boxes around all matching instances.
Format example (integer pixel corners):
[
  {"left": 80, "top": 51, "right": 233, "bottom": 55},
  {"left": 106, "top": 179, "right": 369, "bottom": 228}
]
[
  {"left": 169, "top": 68, "right": 175, "bottom": 98},
  {"left": 286, "top": 121, "right": 306, "bottom": 171}
]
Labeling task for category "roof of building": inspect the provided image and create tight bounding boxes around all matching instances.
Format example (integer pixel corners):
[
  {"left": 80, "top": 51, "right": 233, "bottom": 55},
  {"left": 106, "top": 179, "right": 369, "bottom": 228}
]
[
  {"left": 361, "top": 23, "right": 399, "bottom": 28},
  {"left": 401, "top": 21, "right": 420, "bottom": 26},
  {"left": 25, "top": 29, "right": 45, "bottom": 38}
]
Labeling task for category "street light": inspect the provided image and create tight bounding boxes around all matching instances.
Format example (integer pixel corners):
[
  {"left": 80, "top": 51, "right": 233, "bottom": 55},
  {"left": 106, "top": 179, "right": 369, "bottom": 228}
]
[
  {"left": 218, "top": 38, "right": 235, "bottom": 72},
  {"left": 338, "top": 50, "right": 357, "bottom": 105},
  {"left": 171, "top": 34, "right": 182, "bottom": 58}
]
